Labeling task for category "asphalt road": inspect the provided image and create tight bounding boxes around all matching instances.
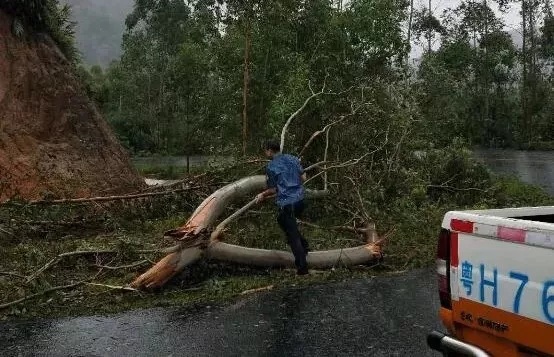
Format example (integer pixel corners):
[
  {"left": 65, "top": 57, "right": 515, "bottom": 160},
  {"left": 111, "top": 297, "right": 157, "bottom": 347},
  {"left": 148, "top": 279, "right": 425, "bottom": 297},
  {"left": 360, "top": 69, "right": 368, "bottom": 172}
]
[{"left": 0, "top": 268, "right": 442, "bottom": 357}]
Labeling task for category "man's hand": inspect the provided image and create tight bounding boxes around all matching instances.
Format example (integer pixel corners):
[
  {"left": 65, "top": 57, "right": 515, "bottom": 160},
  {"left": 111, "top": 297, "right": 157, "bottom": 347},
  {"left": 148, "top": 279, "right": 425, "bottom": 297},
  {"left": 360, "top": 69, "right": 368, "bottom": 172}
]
[
  {"left": 255, "top": 193, "right": 265, "bottom": 204},
  {"left": 256, "top": 188, "right": 276, "bottom": 204}
]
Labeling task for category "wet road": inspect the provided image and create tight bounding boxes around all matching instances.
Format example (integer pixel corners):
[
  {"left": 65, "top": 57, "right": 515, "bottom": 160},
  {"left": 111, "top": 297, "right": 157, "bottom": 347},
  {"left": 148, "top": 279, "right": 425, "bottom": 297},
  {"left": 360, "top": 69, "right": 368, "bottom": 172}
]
[{"left": 0, "top": 269, "right": 442, "bottom": 357}]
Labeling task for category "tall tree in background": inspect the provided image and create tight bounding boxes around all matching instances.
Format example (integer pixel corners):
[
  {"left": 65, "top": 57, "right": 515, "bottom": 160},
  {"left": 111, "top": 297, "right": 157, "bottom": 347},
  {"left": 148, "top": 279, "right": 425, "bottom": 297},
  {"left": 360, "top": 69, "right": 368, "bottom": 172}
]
[
  {"left": 226, "top": 0, "right": 261, "bottom": 155},
  {"left": 417, "top": 0, "right": 518, "bottom": 146},
  {"left": 412, "top": 1, "right": 445, "bottom": 54},
  {"left": 90, "top": 0, "right": 554, "bottom": 155},
  {"left": 518, "top": 0, "right": 553, "bottom": 145}
]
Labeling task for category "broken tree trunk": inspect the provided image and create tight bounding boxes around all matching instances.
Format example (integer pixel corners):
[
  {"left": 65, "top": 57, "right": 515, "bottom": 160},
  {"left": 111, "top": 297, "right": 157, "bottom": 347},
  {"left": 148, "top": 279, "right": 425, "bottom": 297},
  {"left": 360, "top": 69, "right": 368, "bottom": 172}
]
[
  {"left": 131, "top": 175, "right": 382, "bottom": 290},
  {"left": 207, "top": 243, "right": 380, "bottom": 269},
  {"left": 131, "top": 176, "right": 267, "bottom": 289}
]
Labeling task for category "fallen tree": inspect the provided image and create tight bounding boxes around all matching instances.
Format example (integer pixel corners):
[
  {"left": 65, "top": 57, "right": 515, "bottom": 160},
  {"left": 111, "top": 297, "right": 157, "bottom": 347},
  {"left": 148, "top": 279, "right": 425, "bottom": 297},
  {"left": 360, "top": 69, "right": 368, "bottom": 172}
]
[
  {"left": 131, "top": 79, "right": 384, "bottom": 290},
  {"left": 131, "top": 175, "right": 383, "bottom": 289}
]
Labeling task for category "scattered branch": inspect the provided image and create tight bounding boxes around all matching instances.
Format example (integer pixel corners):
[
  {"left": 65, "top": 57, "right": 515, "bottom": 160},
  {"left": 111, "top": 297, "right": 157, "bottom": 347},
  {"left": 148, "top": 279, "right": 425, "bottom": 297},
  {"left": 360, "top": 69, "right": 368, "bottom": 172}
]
[
  {"left": 26, "top": 250, "right": 117, "bottom": 283},
  {"left": 0, "top": 280, "right": 86, "bottom": 310},
  {"left": 26, "top": 186, "right": 203, "bottom": 205},
  {"left": 93, "top": 260, "right": 150, "bottom": 271},
  {"left": 332, "top": 201, "right": 364, "bottom": 221},
  {"left": 0, "top": 227, "right": 16, "bottom": 237},
  {"left": 298, "top": 96, "right": 367, "bottom": 159},
  {"left": 380, "top": 227, "right": 396, "bottom": 244},
  {"left": 85, "top": 283, "right": 139, "bottom": 293},
  {"left": 0, "top": 271, "right": 26, "bottom": 280},
  {"left": 136, "top": 249, "right": 165, "bottom": 254},
  {"left": 303, "top": 171, "right": 326, "bottom": 186},
  {"left": 10, "top": 219, "right": 105, "bottom": 226},
  {"left": 142, "top": 172, "right": 210, "bottom": 191},
  {"left": 323, "top": 152, "right": 370, "bottom": 170},
  {"left": 298, "top": 220, "right": 375, "bottom": 238},
  {"left": 427, "top": 184, "right": 487, "bottom": 192},
  {"left": 240, "top": 285, "right": 274, "bottom": 295}
]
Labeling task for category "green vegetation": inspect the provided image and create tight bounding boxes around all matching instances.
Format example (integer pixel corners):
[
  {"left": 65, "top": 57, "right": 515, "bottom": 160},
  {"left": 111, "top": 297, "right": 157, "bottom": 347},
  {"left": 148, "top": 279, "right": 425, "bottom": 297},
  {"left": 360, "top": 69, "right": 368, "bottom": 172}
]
[
  {"left": 1, "top": 0, "right": 78, "bottom": 62},
  {"left": 2, "top": 0, "right": 554, "bottom": 319},
  {"left": 1, "top": 155, "right": 552, "bottom": 319},
  {"left": 74, "top": 0, "right": 554, "bottom": 154},
  {"left": 5, "top": 1, "right": 554, "bottom": 150}
]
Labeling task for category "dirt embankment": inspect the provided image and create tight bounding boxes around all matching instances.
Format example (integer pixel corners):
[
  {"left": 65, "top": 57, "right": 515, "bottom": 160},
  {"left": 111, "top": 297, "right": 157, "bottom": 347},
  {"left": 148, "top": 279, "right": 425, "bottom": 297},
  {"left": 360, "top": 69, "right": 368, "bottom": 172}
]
[{"left": 0, "top": 10, "right": 144, "bottom": 201}]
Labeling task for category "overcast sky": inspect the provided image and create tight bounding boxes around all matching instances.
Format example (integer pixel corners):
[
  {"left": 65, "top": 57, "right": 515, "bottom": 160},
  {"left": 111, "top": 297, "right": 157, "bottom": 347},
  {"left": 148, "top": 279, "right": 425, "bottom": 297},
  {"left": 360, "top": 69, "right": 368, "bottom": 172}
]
[
  {"left": 422, "top": 0, "right": 521, "bottom": 26},
  {"left": 410, "top": 0, "right": 522, "bottom": 57}
]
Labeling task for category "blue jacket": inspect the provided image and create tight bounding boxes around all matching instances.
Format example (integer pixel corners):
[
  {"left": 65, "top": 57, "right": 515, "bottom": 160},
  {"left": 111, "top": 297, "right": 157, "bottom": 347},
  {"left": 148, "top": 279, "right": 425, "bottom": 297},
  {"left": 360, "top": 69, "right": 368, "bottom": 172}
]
[{"left": 266, "top": 153, "right": 305, "bottom": 207}]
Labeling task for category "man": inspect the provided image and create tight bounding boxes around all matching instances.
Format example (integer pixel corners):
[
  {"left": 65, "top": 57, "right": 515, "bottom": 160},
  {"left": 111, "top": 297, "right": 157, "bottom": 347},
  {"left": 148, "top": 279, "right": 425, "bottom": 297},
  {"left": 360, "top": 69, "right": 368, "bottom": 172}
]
[{"left": 256, "top": 139, "right": 310, "bottom": 275}]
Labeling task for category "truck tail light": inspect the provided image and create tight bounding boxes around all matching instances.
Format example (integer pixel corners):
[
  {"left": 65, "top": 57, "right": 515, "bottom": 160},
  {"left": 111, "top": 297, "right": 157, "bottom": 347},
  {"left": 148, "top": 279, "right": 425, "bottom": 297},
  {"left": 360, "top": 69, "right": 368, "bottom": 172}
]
[{"left": 437, "top": 228, "right": 452, "bottom": 309}]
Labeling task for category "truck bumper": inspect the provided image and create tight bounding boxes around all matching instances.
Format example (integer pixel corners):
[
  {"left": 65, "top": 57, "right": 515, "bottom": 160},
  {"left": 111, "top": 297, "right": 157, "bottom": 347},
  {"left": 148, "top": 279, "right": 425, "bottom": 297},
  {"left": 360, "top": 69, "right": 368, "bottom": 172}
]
[{"left": 428, "top": 330, "right": 491, "bottom": 357}]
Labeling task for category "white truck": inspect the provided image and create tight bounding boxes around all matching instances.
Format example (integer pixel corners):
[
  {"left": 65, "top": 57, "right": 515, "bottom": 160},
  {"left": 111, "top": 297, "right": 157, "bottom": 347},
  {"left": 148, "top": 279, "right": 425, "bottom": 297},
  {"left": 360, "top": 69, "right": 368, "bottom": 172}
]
[{"left": 427, "top": 206, "right": 554, "bottom": 357}]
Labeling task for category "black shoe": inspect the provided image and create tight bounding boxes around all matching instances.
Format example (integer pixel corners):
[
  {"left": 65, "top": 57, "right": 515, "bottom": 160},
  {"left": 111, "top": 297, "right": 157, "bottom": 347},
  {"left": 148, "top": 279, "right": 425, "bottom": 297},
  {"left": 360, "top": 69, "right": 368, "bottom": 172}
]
[{"left": 297, "top": 268, "right": 309, "bottom": 276}]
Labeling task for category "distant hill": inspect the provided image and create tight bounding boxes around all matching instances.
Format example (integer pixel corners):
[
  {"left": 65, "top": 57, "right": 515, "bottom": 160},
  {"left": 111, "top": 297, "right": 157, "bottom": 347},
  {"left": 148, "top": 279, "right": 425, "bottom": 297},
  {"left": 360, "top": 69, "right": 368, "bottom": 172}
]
[{"left": 61, "top": 0, "right": 134, "bottom": 67}]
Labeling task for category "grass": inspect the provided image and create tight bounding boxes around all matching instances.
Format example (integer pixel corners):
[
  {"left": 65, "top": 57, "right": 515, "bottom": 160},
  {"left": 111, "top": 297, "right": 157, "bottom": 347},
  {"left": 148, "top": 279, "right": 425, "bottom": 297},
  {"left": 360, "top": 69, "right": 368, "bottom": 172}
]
[
  {"left": 0, "top": 195, "right": 397, "bottom": 321},
  {"left": 0, "top": 219, "right": 388, "bottom": 320}
]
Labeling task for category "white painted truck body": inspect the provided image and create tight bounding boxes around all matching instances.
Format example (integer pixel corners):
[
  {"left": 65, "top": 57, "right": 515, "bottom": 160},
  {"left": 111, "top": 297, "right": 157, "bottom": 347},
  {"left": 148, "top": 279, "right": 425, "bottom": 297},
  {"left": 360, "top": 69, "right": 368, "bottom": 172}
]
[{"left": 429, "top": 206, "right": 554, "bottom": 356}]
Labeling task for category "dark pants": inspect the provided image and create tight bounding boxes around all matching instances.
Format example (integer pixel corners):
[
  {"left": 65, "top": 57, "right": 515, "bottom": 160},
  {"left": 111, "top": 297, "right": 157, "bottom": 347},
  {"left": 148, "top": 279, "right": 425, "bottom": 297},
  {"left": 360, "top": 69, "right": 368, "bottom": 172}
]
[{"left": 277, "top": 200, "right": 309, "bottom": 274}]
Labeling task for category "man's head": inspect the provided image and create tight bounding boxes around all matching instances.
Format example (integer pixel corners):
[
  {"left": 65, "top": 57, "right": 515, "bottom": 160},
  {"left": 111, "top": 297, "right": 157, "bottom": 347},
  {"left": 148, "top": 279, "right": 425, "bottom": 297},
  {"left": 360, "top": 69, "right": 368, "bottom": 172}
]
[{"left": 262, "top": 139, "right": 281, "bottom": 158}]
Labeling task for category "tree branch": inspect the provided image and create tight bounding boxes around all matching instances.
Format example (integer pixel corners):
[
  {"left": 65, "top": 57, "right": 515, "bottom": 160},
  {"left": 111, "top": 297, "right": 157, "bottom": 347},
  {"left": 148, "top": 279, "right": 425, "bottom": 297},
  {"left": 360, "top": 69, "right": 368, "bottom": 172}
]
[
  {"left": 85, "top": 282, "right": 139, "bottom": 292},
  {"left": 0, "top": 227, "right": 16, "bottom": 237},
  {"left": 347, "top": 177, "right": 372, "bottom": 223},
  {"left": 324, "top": 127, "right": 330, "bottom": 190},
  {"left": 240, "top": 285, "right": 274, "bottom": 295},
  {"left": 211, "top": 198, "right": 258, "bottom": 241},
  {"left": 280, "top": 73, "right": 330, "bottom": 152},
  {"left": 303, "top": 160, "right": 328, "bottom": 172},
  {"left": 27, "top": 186, "right": 203, "bottom": 205},
  {"left": 298, "top": 117, "right": 345, "bottom": 157},
  {"left": 26, "top": 250, "right": 118, "bottom": 283},
  {"left": 0, "top": 271, "right": 26, "bottom": 280},
  {"left": 298, "top": 97, "right": 366, "bottom": 158},
  {"left": 304, "top": 153, "right": 369, "bottom": 186},
  {"left": 93, "top": 260, "right": 150, "bottom": 271},
  {"left": 0, "top": 280, "right": 86, "bottom": 310},
  {"left": 297, "top": 220, "right": 375, "bottom": 237},
  {"left": 427, "top": 184, "right": 487, "bottom": 192}
]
